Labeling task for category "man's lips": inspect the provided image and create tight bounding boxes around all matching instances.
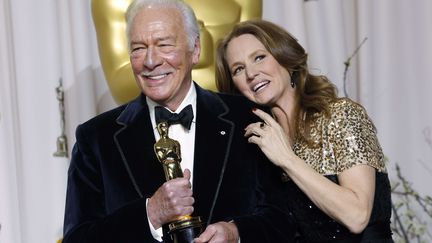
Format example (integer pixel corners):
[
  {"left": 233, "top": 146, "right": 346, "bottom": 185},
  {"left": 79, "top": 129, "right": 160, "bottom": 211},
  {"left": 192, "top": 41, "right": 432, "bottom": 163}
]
[
  {"left": 141, "top": 73, "right": 170, "bottom": 80},
  {"left": 253, "top": 80, "right": 270, "bottom": 92}
]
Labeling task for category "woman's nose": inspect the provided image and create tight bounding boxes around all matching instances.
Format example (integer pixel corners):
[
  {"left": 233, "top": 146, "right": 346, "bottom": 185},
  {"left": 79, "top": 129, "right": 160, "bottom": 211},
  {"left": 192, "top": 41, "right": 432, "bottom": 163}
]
[{"left": 246, "top": 66, "right": 258, "bottom": 81}]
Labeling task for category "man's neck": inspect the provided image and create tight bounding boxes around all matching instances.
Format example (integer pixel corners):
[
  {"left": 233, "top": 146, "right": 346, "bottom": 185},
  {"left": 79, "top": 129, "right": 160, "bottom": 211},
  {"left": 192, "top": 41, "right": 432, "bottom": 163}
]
[{"left": 147, "top": 82, "right": 196, "bottom": 113}]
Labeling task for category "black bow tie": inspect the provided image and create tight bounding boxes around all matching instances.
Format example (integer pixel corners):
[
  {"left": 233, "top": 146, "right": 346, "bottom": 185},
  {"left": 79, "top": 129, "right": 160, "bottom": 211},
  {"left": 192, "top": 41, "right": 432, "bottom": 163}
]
[{"left": 155, "top": 104, "right": 194, "bottom": 130}]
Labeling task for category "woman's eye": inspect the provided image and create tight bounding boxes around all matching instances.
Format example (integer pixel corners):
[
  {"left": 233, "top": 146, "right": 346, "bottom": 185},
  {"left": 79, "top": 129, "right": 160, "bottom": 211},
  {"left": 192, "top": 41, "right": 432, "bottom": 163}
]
[
  {"left": 232, "top": 66, "right": 244, "bottom": 76},
  {"left": 255, "top": 55, "right": 265, "bottom": 62}
]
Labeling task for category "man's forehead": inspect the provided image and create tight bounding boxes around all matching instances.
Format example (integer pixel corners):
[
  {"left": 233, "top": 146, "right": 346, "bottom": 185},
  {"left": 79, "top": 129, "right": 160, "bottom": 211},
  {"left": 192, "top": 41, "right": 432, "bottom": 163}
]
[
  {"left": 134, "top": 6, "right": 182, "bottom": 25},
  {"left": 130, "top": 23, "right": 178, "bottom": 43},
  {"left": 131, "top": 9, "right": 182, "bottom": 32}
]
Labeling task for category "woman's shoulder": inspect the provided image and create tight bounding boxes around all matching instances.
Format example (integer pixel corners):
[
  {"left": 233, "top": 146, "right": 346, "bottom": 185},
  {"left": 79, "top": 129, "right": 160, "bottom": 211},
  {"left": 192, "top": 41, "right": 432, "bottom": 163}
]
[
  {"left": 326, "top": 98, "right": 387, "bottom": 173},
  {"left": 326, "top": 98, "right": 372, "bottom": 126},
  {"left": 329, "top": 98, "right": 367, "bottom": 115}
]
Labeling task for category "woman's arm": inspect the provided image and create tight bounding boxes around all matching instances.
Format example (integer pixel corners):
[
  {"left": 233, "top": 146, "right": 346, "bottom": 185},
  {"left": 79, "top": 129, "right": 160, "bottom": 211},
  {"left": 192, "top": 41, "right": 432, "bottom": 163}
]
[{"left": 245, "top": 106, "right": 378, "bottom": 233}]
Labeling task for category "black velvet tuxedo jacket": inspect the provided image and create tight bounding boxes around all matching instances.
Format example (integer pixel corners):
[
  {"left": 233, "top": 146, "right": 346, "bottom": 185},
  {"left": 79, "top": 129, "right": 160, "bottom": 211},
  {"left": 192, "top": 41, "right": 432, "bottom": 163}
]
[{"left": 63, "top": 84, "right": 296, "bottom": 243}]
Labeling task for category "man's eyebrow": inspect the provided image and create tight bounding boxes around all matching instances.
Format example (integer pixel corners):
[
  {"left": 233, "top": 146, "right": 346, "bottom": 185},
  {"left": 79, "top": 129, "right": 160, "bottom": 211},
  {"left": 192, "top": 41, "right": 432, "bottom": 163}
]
[
  {"left": 130, "top": 40, "right": 143, "bottom": 46},
  {"left": 156, "top": 36, "right": 174, "bottom": 42}
]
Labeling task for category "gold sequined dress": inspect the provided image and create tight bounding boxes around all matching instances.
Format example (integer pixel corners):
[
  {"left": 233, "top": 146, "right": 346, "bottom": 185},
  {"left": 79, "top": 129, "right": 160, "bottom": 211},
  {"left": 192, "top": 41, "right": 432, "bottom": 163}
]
[{"left": 284, "top": 98, "right": 393, "bottom": 242}]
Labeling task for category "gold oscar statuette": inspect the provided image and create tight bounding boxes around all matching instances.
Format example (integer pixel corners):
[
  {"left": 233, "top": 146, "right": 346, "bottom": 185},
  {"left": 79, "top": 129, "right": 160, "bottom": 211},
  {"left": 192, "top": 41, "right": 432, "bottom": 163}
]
[{"left": 154, "top": 122, "right": 203, "bottom": 243}]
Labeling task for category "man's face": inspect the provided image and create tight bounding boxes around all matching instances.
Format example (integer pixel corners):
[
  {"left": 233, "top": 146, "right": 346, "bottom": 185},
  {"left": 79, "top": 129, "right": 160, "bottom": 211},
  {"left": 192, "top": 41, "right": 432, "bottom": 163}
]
[{"left": 129, "top": 7, "right": 200, "bottom": 110}]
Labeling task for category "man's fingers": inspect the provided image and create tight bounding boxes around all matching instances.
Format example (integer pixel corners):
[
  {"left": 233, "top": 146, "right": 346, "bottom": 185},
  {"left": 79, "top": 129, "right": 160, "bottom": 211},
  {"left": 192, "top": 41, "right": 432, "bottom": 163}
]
[
  {"left": 195, "top": 222, "right": 239, "bottom": 243},
  {"left": 195, "top": 225, "right": 216, "bottom": 242},
  {"left": 183, "top": 168, "right": 191, "bottom": 180}
]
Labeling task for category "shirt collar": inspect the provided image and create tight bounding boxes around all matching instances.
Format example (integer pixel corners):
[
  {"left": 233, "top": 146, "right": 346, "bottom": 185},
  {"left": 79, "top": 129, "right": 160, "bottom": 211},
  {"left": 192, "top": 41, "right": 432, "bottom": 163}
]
[{"left": 146, "top": 82, "right": 197, "bottom": 128}]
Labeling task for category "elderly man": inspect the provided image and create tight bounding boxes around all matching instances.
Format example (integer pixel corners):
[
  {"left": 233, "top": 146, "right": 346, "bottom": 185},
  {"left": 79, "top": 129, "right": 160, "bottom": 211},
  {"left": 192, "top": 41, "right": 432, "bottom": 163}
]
[{"left": 62, "top": 0, "right": 295, "bottom": 242}]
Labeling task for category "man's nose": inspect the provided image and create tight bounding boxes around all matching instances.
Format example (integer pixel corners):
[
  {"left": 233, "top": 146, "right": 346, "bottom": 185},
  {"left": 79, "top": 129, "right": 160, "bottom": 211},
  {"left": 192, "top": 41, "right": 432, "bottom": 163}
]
[{"left": 144, "top": 47, "right": 162, "bottom": 69}]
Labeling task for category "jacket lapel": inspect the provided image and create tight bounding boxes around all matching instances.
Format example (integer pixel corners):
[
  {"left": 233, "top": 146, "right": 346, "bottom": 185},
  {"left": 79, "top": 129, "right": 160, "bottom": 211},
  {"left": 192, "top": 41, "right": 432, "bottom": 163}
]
[
  {"left": 192, "top": 86, "right": 234, "bottom": 225},
  {"left": 114, "top": 95, "right": 166, "bottom": 198},
  {"left": 112, "top": 88, "right": 235, "bottom": 224}
]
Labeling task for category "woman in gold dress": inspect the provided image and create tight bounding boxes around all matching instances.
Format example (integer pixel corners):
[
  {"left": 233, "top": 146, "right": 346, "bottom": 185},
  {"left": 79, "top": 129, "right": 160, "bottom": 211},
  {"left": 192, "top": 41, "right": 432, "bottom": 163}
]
[{"left": 216, "top": 19, "right": 394, "bottom": 242}]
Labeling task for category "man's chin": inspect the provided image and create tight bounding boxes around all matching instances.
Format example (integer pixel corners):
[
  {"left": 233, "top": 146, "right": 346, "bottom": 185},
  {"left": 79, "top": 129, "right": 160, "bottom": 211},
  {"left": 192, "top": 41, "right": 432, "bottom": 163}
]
[{"left": 147, "top": 94, "right": 168, "bottom": 103}]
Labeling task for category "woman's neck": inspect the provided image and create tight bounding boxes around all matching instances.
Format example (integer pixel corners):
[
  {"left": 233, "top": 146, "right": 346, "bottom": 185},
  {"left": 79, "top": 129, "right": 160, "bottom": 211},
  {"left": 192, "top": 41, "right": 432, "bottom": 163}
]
[{"left": 271, "top": 105, "right": 298, "bottom": 143}]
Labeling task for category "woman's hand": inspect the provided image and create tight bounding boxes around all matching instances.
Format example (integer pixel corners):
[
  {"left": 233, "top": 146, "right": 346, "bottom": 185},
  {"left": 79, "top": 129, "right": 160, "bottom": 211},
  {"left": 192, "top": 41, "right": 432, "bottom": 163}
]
[{"left": 244, "top": 108, "right": 295, "bottom": 168}]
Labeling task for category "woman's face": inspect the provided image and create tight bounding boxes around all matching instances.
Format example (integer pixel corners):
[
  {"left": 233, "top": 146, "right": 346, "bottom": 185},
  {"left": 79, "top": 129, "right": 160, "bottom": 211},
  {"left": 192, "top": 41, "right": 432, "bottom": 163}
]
[{"left": 225, "top": 34, "right": 292, "bottom": 106}]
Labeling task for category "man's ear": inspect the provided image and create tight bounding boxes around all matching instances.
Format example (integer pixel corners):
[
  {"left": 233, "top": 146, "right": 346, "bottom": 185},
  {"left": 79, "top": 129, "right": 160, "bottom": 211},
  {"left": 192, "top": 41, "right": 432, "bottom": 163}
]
[{"left": 192, "top": 38, "right": 201, "bottom": 65}]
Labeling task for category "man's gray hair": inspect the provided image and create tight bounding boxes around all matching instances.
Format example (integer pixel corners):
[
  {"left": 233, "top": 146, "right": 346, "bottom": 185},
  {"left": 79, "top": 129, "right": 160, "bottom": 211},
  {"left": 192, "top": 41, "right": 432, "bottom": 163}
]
[{"left": 125, "top": 0, "right": 200, "bottom": 51}]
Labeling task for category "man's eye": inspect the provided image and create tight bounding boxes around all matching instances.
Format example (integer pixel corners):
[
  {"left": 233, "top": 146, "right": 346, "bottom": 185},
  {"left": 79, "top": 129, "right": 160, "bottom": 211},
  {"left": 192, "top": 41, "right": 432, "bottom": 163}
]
[
  {"left": 131, "top": 47, "right": 145, "bottom": 53},
  {"left": 159, "top": 43, "right": 174, "bottom": 48}
]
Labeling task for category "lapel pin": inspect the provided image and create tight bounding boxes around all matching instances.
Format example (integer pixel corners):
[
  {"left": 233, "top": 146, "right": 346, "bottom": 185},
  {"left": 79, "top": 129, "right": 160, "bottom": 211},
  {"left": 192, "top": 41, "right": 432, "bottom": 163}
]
[{"left": 220, "top": 131, "right": 226, "bottom": 135}]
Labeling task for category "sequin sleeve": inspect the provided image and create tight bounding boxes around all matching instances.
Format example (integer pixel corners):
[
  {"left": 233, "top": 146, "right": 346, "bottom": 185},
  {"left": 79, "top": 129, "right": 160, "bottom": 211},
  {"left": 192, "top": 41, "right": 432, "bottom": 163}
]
[{"left": 329, "top": 99, "right": 387, "bottom": 174}]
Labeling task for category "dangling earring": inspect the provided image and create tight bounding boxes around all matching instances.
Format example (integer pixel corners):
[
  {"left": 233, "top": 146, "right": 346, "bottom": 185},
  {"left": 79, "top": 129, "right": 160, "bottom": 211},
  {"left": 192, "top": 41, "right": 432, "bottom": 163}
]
[{"left": 290, "top": 71, "right": 296, "bottom": 88}]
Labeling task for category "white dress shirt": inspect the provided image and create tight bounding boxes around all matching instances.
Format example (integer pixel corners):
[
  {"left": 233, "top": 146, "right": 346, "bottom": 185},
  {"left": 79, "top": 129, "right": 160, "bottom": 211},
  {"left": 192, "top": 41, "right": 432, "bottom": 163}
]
[{"left": 145, "top": 83, "right": 197, "bottom": 241}]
